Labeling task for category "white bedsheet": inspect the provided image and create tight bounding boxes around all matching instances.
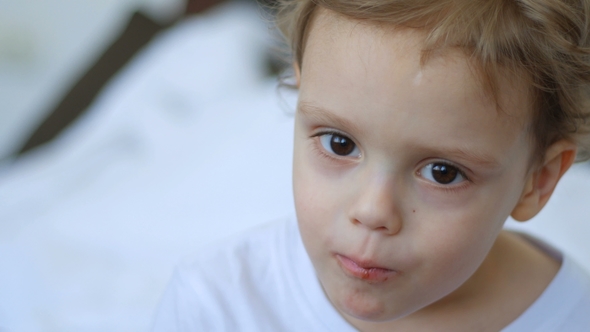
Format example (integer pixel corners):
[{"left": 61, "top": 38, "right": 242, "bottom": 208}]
[{"left": 0, "top": 3, "right": 296, "bottom": 331}]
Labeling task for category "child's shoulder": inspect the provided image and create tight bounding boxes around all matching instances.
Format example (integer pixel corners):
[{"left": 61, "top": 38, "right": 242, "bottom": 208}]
[
  {"left": 151, "top": 217, "right": 294, "bottom": 330},
  {"left": 502, "top": 232, "right": 590, "bottom": 331},
  {"left": 178, "top": 216, "right": 297, "bottom": 285},
  {"left": 151, "top": 216, "right": 355, "bottom": 331}
]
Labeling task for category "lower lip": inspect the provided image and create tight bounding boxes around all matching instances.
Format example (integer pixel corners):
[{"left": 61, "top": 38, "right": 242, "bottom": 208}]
[{"left": 336, "top": 254, "right": 399, "bottom": 283}]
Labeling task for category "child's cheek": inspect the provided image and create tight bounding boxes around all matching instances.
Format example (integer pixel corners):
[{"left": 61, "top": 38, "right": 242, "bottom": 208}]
[
  {"left": 413, "top": 180, "right": 476, "bottom": 212},
  {"left": 409, "top": 185, "right": 501, "bottom": 257}
]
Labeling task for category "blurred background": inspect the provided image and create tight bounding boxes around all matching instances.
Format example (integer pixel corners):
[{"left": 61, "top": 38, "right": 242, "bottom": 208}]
[
  {"left": 0, "top": 0, "right": 588, "bottom": 331},
  {"left": 0, "top": 1, "right": 298, "bottom": 331}
]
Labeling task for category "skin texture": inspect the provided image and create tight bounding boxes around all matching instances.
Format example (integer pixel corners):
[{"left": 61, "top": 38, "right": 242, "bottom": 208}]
[{"left": 292, "top": 9, "right": 576, "bottom": 331}]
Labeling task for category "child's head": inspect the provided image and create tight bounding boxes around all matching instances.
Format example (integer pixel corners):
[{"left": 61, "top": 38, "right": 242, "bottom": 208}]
[
  {"left": 278, "top": 0, "right": 590, "bottom": 164},
  {"left": 277, "top": 0, "right": 590, "bottom": 328}
]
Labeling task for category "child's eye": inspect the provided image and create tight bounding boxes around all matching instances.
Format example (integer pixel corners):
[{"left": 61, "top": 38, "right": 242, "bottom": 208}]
[
  {"left": 319, "top": 133, "right": 361, "bottom": 157},
  {"left": 420, "top": 163, "right": 467, "bottom": 185}
]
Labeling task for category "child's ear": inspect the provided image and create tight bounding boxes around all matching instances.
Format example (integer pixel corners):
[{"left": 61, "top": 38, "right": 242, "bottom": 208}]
[
  {"left": 511, "top": 140, "right": 577, "bottom": 221},
  {"left": 293, "top": 62, "right": 301, "bottom": 88}
]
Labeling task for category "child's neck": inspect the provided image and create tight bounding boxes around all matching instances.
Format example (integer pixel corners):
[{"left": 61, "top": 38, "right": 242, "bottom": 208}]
[{"left": 344, "top": 231, "right": 560, "bottom": 332}]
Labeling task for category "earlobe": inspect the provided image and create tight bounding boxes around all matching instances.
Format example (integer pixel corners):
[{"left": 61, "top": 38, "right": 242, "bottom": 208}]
[
  {"left": 293, "top": 62, "right": 301, "bottom": 88},
  {"left": 510, "top": 172, "right": 540, "bottom": 221},
  {"left": 511, "top": 140, "right": 577, "bottom": 221}
]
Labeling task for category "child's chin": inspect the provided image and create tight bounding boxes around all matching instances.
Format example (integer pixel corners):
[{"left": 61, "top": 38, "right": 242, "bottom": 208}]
[{"left": 337, "top": 291, "right": 400, "bottom": 322}]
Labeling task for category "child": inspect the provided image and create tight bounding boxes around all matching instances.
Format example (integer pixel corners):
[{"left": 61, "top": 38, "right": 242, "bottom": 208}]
[{"left": 152, "top": 0, "right": 590, "bottom": 330}]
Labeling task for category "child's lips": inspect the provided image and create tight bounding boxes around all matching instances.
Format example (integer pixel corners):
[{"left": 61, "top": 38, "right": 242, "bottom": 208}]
[{"left": 335, "top": 254, "right": 400, "bottom": 283}]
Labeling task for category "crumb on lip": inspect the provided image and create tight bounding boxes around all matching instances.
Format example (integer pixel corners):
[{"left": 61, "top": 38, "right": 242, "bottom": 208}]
[{"left": 336, "top": 254, "right": 400, "bottom": 283}]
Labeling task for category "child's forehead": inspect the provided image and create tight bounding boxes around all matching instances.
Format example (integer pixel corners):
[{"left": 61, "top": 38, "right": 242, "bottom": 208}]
[
  {"left": 303, "top": 8, "right": 532, "bottom": 126},
  {"left": 306, "top": 8, "right": 423, "bottom": 57},
  {"left": 297, "top": 8, "right": 537, "bottom": 172}
]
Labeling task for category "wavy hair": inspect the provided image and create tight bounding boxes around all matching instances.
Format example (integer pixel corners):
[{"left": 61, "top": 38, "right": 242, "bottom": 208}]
[{"left": 274, "top": 0, "right": 590, "bottom": 163}]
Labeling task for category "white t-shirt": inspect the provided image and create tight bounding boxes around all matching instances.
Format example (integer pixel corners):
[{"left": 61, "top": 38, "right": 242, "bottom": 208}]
[{"left": 151, "top": 217, "right": 590, "bottom": 331}]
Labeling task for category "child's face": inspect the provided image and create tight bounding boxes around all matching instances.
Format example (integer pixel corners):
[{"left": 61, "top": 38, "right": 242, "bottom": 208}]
[{"left": 292, "top": 10, "right": 533, "bottom": 326}]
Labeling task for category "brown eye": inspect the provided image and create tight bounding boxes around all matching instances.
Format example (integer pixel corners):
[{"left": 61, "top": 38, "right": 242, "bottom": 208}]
[
  {"left": 319, "top": 133, "right": 360, "bottom": 157},
  {"left": 420, "top": 163, "right": 465, "bottom": 185},
  {"left": 431, "top": 164, "right": 458, "bottom": 184}
]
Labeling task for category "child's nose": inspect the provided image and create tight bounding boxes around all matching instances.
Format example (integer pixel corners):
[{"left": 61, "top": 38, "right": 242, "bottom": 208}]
[{"left": 348, "top": 174, "right": 403, "bottom": 235}]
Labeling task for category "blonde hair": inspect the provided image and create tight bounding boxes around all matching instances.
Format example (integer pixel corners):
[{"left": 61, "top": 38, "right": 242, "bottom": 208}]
[{"left": 274, "top": 0, "right": 590, "bottom": 163}]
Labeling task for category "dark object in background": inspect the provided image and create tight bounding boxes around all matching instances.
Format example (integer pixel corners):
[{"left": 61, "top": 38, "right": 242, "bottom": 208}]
[
  {"left": 17, "top": 12, "right": 167, "bottom": 155},
  {"left": 186, "top": 0, "right": 224, "bottom": 13},
  {"left": 17, "top": 12, "right": 165, "bottom": 155},
  {"left": 17, "top": 0, "right": 234, "bottom": 156}
]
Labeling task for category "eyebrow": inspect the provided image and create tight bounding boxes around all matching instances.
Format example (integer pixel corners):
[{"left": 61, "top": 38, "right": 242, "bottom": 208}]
[
  {"left": 298, "top": 102, "right": 502, "bottom": 170},
  {"left": 298, "top": 102, "right": 364, "bottom": 135},
  {"left": 425, "top": 146, "right": 502, "bottom": 170}
]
